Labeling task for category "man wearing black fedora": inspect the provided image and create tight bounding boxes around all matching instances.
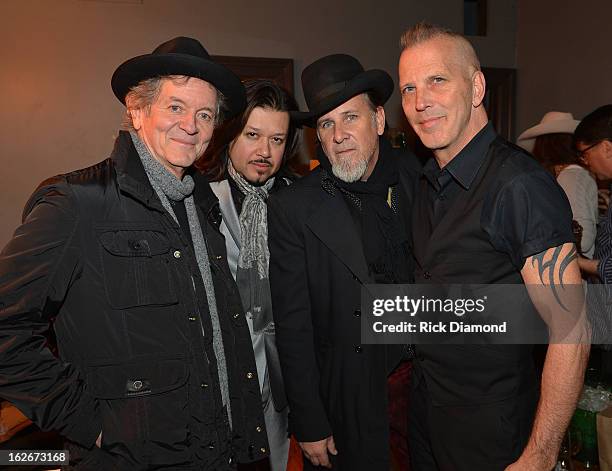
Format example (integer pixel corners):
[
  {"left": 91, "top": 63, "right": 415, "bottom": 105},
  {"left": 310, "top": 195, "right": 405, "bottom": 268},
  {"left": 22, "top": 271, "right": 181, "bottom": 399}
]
[
  {"left": 267, "top": 54, "right": 420, "bottom": 470},
  {"left": 0, "top": 37, "right": 268, "bottom": 469}
]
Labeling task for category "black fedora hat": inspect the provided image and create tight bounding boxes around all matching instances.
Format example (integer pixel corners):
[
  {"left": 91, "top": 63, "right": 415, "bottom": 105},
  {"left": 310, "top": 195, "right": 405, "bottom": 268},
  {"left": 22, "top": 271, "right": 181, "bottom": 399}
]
[
  {"left": 295, "top": 54, "right": 394, "bottom": 127},
  {"left": 111, "top": 36, "right": 246, "bottom": 119}
]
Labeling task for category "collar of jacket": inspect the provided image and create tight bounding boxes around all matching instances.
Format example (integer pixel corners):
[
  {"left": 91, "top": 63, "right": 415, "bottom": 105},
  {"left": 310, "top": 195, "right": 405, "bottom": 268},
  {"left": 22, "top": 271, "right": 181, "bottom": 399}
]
[{"left": 111, "top": 130, "right": 219, "bottom": 217}]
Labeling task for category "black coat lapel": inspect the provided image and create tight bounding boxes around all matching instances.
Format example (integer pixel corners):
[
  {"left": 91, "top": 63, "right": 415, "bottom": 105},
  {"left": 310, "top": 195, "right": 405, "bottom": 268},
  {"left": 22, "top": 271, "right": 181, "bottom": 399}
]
[{"left": 306, "top": 192, "right": 370, "bottom": 283}]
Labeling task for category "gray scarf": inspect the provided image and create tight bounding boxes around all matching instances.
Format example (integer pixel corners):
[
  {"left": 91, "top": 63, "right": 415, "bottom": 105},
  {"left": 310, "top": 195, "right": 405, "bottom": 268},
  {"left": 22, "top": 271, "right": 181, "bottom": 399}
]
[
  {"left": 227, "top": 160, "right": 274, "bottom": 280},
  {"left": 130, "top": 132, "right": 231, "bottom": 425}
]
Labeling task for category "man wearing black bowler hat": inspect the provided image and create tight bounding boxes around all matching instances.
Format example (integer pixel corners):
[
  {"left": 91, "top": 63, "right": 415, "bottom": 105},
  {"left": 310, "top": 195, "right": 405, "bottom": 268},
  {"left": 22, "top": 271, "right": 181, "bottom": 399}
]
[
  {"left": 0, "top": 37, "right": 268, "bottom": 469},
  {"left": 267, "top": 54, "right": 421, "bottom": 470}
]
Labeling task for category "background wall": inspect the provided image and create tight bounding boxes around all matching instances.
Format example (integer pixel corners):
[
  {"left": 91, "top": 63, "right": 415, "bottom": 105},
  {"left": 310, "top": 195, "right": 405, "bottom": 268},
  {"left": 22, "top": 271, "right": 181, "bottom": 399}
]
[
  {"left": 516, "top": 0, "right": 612, "bottom": 136},
  {"left": 0, "top": 0, "right": 517, "bottom": 247}
]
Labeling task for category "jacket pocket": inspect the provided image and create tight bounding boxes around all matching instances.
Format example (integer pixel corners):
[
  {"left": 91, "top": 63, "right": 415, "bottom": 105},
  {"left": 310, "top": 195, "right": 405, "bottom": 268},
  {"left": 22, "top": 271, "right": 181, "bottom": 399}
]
[
  {"left": 87, "top": 357, "right": 191, "bottom": 463},
  {"left": 97, "top": 226, "right": 178, "bottom": 309},
  {"left": 88, "top": 357, "right": 188, "bottom": 398}
]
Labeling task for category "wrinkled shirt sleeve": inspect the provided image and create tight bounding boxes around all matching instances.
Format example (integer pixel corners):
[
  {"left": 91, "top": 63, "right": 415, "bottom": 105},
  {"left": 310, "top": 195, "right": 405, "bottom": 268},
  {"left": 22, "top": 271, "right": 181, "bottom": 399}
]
[{"left": 482, "top": 171, "right": 574, "bottom": 269}]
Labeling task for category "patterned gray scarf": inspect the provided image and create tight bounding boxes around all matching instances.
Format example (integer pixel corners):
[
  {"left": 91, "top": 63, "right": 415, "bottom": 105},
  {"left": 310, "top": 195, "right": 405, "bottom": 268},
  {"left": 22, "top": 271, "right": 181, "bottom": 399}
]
[
  {"left": 130, "top": 132, "right": 231, "bottom": 425},
  {"left": 227, "top": 159, "right": 274, "bottom": 280}
]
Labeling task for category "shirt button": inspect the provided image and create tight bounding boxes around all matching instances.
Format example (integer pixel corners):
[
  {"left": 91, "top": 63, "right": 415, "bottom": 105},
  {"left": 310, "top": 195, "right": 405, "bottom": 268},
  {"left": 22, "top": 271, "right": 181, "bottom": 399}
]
[
  {"left": 260, "top": 447, "right": 267, "bottom": 454},
  {"left": 233, "top": 313, "right": 240, "bottom": 319},
  {"left": 354, "top": 345, "right": 363, "bottom": 353},
  {"left": 133, "top": 380, "right": 143, "bottom": 390},
  {"left": 200, "top": 383, "right": 208, "bottom": 389},
  {"left": 215, "top": 255, "right": 222, "bottom": 260},
  {"left": 173, "top": 250, "right": 181, "bottom": 259},
  {"left": 256, "top": 426, "right": 262, "bottom": 433},
  {"left": 188, "top": 315, "right": 197, "bottom": 321},
  {"left": 353, "top": 309, "right": 361, "bottom": 318},
  {"left": 423, "top": 271, "right": 432, "bottom": 279},
  {"left": 246, "top": 372, "right": 254, "bottom": 379}
]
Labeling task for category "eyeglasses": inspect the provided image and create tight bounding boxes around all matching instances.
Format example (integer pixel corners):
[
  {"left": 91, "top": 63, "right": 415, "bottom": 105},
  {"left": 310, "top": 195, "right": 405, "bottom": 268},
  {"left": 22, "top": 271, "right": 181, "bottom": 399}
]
[{"left": 576, "top": 140, "right": 605, "bottom": 159}]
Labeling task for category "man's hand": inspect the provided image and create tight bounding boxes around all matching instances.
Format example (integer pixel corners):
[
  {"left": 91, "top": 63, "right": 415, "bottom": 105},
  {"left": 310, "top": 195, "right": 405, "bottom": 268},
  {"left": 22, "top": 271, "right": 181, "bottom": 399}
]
[
  {"left": 577, "top": 256, "right": 599, "bottom": 277},
  {"left": 299, "top": 436, "right": 337, "bottom": 468},
  {"left": 95, "top": 431, "right": 102, "bottom": 448},
  {"left": 504, "top": 449, "right": 555, "bottom": 471}
]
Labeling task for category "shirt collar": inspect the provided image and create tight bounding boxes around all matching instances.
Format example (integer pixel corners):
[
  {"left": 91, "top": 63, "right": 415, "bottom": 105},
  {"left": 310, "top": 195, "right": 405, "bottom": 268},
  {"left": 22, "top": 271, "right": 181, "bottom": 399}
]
[{"left": 422, "top": 121, "right": 497, "bottom": 190}]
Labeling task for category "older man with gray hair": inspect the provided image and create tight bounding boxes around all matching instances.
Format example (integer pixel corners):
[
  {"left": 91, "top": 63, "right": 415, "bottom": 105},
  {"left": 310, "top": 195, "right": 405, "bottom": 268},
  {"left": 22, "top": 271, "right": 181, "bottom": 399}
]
[{"left": 0, "top": 37, "right": 268, "bottom": 470}]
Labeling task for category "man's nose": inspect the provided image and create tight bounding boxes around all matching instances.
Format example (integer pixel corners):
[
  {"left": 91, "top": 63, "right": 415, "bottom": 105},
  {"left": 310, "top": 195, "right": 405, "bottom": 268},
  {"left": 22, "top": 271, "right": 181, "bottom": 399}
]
[
  {"left": 179, "top": 114, "right": 198, "bottom": 134},
  {"left": 257, "top": 139, "right": 271, "bottom": 158},
  {"left": 415, "top": 88, "right": 431, "bottom": 112},
  {"left": 333, "top": 123, "right": 347, "bottom": 144}
]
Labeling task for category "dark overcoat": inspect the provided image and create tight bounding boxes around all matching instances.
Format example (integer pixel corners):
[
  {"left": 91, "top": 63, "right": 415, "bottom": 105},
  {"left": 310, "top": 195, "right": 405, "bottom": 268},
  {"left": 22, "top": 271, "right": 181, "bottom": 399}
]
[{"left": 267, "top": 143, "right": 420, "bottom": 470}]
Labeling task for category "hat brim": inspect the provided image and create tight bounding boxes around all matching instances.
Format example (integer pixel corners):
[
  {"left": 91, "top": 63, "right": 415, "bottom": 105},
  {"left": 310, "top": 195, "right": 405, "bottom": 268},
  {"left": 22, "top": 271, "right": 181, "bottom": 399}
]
[
  {"left": 517, "top": 119, "right": 580, "bottom": 152},
  {"left": 111, "top": 53, "right": 246, "bottom": 119},
  {"left": 294, "top": 69, "right": 394, "bottom": 128}
]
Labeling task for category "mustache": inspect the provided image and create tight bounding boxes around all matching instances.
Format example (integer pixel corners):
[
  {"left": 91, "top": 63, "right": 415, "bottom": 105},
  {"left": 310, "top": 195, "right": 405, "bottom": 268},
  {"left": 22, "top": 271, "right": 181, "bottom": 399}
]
[
  {"left": 250, "top": 159, "right": 272, "bottom": 166},
  {"left": 334, "top": 147, "right": 356, "bottom": 154}
]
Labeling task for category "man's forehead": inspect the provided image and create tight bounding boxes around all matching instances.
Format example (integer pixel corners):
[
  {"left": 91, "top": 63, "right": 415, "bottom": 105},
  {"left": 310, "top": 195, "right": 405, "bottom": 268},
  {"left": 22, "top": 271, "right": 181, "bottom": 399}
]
[
  {"left": 400, "top": 38, "right": 467, "bottom": 76},
  {"left": 317, "top": 94, "right": 368, "bottom": 122}
]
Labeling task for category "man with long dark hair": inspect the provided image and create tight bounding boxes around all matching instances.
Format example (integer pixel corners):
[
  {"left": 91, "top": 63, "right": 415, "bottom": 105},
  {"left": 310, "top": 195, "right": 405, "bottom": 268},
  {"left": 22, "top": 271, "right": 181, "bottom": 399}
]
[{"left": 199, "top": 80, "right": 301, "bottom": 471}]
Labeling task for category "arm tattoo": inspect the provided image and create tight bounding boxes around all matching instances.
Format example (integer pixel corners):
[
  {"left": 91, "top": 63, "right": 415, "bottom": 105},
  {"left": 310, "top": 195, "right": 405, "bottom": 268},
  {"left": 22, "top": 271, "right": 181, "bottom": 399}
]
[{"left": 530, "top": 245, "right": 577, "bottom": 311}]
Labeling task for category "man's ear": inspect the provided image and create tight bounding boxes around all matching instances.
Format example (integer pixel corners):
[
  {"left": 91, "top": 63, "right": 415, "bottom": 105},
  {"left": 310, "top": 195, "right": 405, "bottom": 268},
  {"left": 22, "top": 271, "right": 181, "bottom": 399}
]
[
  {"left": 471, "top": 70, "right": 486, "bottom": 108},
  {"left": 130, "top": 107, "right": 143, "bottom": 131},
  {"left": 603, "top": 139, "right": 612, "bottom": 158},
  {"left": 375, "top": 106, "right": 386, "bottom": 136}
]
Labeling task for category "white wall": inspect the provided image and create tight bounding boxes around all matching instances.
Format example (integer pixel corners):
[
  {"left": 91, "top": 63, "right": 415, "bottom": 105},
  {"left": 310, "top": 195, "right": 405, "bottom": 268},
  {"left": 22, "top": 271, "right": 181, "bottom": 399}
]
[{"left": 0, "top": 0, "right": 517, "bottom": 247}]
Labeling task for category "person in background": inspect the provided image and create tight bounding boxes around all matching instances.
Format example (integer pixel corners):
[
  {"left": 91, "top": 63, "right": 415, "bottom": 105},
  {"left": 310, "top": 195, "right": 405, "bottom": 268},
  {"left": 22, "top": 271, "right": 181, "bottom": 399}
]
[
  {"left": 575, "top": 106, "right": 612, "bottom": 369},
  {"left": 576, "top": 105, "right": 612, "bottom": 282},
  {"left": 518, "top": 111, "right": 598, "bottom": 258},
  {"left": 198, "top": 79, "right": 301, "bottom": 471},
  {"left": 0, "top": 37, "right": 268, "bottom": 469}
]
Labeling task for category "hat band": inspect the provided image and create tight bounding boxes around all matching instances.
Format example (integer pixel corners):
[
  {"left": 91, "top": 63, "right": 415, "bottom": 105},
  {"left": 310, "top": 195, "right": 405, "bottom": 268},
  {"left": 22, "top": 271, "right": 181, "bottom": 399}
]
[{"left": 312, "top": 81, "right": 348, "bottom": 107}]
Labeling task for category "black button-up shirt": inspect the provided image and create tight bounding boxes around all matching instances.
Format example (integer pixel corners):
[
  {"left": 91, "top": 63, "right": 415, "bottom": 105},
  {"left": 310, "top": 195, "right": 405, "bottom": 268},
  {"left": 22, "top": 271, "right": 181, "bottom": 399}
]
[
  {"left": 423, "top": 122, "right": 496, "bottom": 228},
  {"left": 421, "top": 122, "right": 573, "bottom": 268}
]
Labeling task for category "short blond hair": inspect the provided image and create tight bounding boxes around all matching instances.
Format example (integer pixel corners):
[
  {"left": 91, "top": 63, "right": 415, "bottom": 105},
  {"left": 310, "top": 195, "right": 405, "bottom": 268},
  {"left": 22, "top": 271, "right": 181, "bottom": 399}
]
[{"left": 400, "top": 22, "right": 481, "bottom": 74}]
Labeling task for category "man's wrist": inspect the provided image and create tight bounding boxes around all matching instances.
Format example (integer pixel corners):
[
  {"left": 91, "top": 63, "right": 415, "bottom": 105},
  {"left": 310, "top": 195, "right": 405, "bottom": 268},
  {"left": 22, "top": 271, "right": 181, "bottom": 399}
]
[{"left": 519, "top": 442, "right": 558, "bottom": 470}]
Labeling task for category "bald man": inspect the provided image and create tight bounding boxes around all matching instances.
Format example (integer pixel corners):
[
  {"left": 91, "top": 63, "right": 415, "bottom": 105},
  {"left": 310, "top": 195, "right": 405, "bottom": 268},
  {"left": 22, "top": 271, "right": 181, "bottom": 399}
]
[{"left": 398, "top": 23, "right": 589, "bottom": 470}]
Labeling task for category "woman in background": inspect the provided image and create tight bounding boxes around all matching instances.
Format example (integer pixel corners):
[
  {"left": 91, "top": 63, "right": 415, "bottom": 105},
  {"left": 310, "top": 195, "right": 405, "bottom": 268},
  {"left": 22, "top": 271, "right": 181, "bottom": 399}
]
[
  {"left": 518, "top": 111, "right": 598, "bottom": 258},
  {"left": 197, "top": 79, "right": 301, "bottom": 471}
]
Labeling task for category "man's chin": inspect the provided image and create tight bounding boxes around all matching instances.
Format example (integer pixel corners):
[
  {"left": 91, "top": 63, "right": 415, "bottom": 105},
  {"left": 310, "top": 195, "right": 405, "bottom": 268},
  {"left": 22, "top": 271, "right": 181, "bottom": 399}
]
[
  {"left": 243, "top": 172, "right": 271, "bottom": 186},
  {"left": 417, "top": 136, "right": 446, "bottom": 152}
]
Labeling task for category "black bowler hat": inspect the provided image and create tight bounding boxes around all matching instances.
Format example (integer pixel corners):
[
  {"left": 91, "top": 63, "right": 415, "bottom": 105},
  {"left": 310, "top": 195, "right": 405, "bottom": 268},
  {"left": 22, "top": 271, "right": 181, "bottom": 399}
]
[
  {"left": 111, "top": 36, "right": 246, "bottom": 119},
  {"left": 294, "top": 54, "right": 394, "bottom": 127}
]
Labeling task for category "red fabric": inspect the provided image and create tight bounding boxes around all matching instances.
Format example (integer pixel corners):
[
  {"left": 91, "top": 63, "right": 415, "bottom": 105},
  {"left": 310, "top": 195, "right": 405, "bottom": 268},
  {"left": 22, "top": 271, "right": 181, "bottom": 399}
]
[{"left": 388, "top": 361, "right": 412, "bottom": 470}]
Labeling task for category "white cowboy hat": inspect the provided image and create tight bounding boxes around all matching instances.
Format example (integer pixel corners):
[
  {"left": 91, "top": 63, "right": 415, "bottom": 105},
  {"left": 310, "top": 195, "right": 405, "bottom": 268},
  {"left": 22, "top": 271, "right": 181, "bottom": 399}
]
[{"left": 517, "top": 111, "right": 581, "bottom": 152}]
